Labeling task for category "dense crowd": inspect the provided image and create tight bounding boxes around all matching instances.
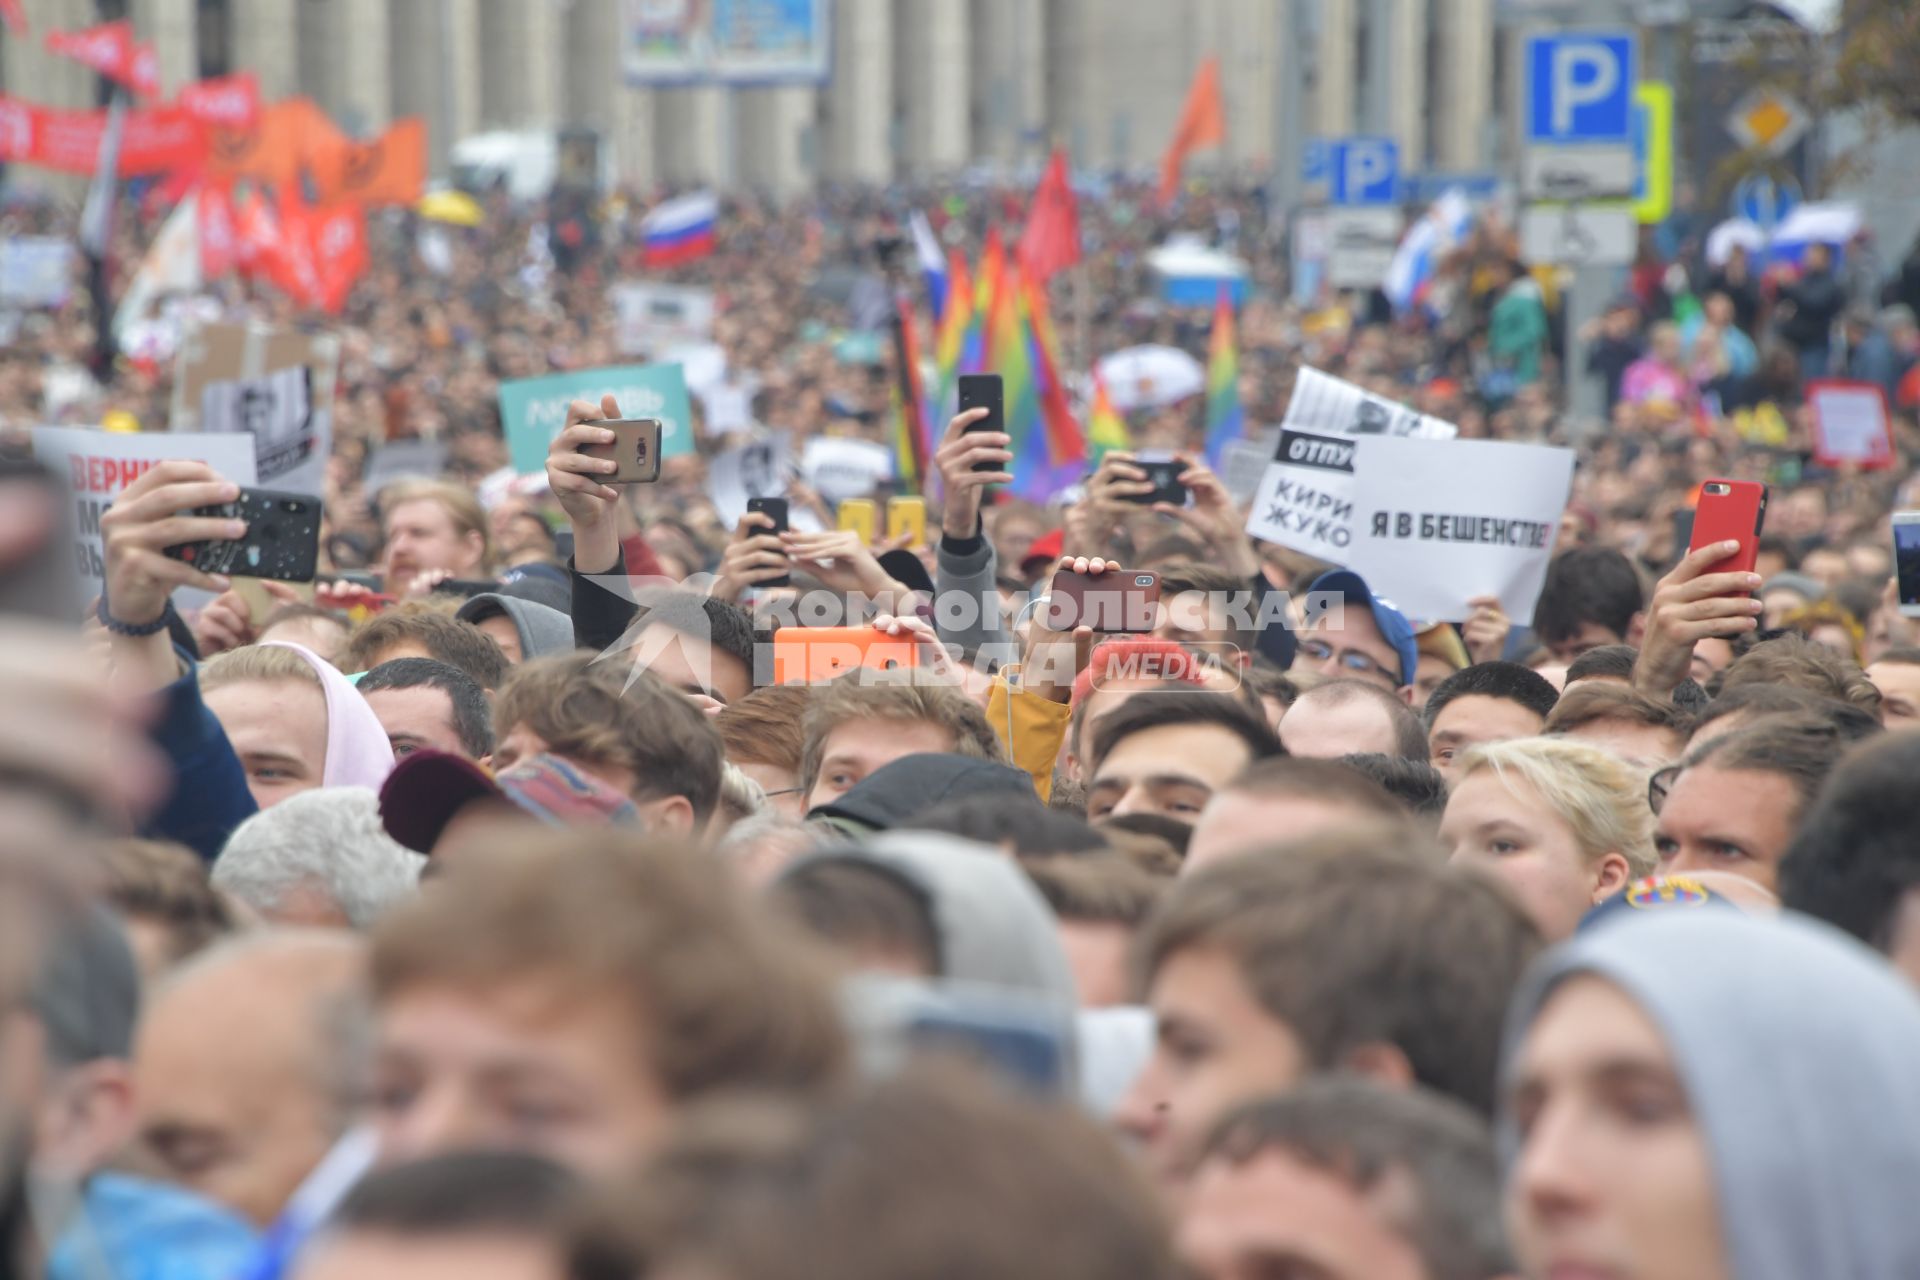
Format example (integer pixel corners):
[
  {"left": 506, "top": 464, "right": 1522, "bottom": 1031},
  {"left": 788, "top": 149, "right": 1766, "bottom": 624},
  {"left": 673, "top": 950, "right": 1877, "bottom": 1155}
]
[{"left": 0, "top": 167, "right": 1918, "bottom": 1280}]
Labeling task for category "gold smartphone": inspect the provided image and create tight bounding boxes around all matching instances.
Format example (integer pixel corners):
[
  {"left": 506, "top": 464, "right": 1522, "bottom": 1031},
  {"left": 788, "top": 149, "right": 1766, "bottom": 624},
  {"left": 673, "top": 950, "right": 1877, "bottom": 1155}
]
[
  {"left": 838, "top": 497, "right": 877, "bottom": 544},
  {"left": 887, "top": 495, "right": 927, "bottom": 547}
]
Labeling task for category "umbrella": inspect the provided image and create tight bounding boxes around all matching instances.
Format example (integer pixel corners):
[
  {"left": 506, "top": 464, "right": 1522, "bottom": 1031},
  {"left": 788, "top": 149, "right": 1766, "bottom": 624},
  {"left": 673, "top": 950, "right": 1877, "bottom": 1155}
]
[
  {"left": 1096, "top": 345, "right": 1206, "bottom": 411},
  {"left": 1705, "top": 218, "right": 1766, "bottom": 268},
  {"left": 1771, "top": 202, "right": 1862, "bottom": 249},
  {"left": 416, "top": 189, "right": 485, "bottom": 227}
]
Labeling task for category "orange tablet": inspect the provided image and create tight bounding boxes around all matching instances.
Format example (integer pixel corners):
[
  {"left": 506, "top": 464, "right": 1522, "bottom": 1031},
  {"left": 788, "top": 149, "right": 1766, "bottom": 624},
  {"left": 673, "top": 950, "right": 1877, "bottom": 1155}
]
[{"left": 770, "top": 625, "right": 922, "bottom": 685}]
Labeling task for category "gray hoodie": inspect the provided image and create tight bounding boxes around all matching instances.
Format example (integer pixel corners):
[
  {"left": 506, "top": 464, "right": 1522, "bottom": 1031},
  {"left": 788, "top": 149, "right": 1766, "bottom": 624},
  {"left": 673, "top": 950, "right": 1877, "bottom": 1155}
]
[
  {"left": 455, "top": 593, "right": 577, "bottom": 660},
  {"left": 1500, "top": 911, "right": 1920, "bottom": 1280}
]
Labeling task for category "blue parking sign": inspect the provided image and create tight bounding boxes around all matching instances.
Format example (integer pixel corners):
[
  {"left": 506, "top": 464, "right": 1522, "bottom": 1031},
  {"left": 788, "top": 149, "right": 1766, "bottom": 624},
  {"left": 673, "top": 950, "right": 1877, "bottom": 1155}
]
[
  {"left": 1526, "top": 31, "right": 1637, "bottom": 144},
  {"left": 1329, "top": 138, "right": 1399, "bottom": 206},
  {"left": 1302, "top": 139, "right": 1329, "bottom": 186}
]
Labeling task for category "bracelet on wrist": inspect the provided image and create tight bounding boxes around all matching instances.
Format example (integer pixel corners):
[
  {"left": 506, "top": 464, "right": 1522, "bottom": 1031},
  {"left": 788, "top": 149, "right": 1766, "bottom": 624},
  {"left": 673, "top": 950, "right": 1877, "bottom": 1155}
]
[{"left": 96, "top": 594, "right": 168, "bottom": 638}]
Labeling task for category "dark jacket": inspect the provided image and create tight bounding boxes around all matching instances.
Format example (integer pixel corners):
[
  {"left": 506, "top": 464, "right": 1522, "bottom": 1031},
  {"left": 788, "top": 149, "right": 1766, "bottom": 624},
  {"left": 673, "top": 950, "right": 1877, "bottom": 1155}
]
[
  {"left": 146, "top": 648, "right": 258, "bottom": 862},
  {"left": 1781, "top": 269, "right": 1844, "bottom": 351}
]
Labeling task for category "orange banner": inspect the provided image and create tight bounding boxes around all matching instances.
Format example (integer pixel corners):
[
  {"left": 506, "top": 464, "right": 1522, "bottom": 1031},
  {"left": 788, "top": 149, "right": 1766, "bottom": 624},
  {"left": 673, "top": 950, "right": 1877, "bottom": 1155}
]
[
  {"left": 204, "top": 97, "right": 343, "bottom": 189},
  {"left": 312, "top": 117, "right": 425, "bottom": 207}
]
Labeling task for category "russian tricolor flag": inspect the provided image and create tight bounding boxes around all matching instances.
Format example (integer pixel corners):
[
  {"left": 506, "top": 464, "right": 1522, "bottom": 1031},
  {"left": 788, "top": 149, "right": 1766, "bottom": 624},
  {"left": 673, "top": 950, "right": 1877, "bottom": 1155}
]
[
  {"left": 1384, "top": 189, "right": 1473, "bottom": 315},
  {"left": 641, "top": 191, "right": 718, "bottom": 268}
]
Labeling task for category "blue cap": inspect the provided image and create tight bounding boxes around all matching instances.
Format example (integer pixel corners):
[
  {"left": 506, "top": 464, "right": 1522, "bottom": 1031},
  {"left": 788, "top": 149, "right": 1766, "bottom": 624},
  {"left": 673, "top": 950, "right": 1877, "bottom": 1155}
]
[
  {"left": 1305, "top": 569, "right": 1419, "bottom": 687},
  {"left": 1578, "top": 874, "right": 1740, "bottom": 932}
]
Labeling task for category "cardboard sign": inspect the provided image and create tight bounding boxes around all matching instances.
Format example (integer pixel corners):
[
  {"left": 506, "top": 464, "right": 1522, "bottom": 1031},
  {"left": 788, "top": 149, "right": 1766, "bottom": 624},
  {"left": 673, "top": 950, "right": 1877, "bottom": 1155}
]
[
  {"left": 171, "top": 322, "right": 339, "bottom": 497},
  {"left": 31, "top": 426, "right": 258, "bottom": 609},
  {"left": 1346, "top": 436, "right": 1574, "bottom": 623},
  {"left": 498, "top": 362, "right": 696, "bottom": 476},
  {"left": 1243, "top": 370, "right": 1458, "bottom": 562},
  {"left": 610, "top": 282, "right": 716, "bottom": 357},
  {"left": 802, "top": 437, "right": 894, "bottom": 505},
  {"left": 1806, "top": 379, "right": 1895, "bottom": 471}
]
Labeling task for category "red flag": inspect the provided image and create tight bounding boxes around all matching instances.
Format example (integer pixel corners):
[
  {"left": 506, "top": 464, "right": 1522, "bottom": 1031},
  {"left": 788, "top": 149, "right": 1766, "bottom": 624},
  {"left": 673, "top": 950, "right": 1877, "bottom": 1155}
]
[
  {"left": 1016, "top": 147, "right": 1082, "bottom": 283},
  {"left": 197, "top": 185, "right": 238, "bottom": 280},
  {"left": 0, "top": 1, "right": 26, "bottom": 36},
  {"left": 1158, "top": 57, "right": 1226, "bottom": 205},
  {"left": 269, "top": 190, "right": 325, "bottom": 307},
  {"left": 0, "top": 93, "right": 205, "bottom": 176},
  {"left": 45, "top": 20, "right": 159, "bottom": 98},
  {"left": 310, "top": 202, "right": 368, "bottom": 314},
  {"left": 234, "top": 187, "right": 283, "bottom": 278},
  {"left": 179, "top": 72, "right": 260, "bottom": 132}
]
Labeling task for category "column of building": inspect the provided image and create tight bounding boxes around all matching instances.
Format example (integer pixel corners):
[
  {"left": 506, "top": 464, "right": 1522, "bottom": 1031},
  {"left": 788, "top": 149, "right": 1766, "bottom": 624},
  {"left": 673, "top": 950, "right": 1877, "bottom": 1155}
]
[
  {"left": 128, "top": 0, "right": 196, "bottom": 96},
  {"left": 1433, "top": 0, "right": 1494, "bottom": 172},
  {"left": 820, "top": 0, "right": 891, "bottom": 182},
  {"left": 894, "top": 0, "right": 969, "bottom": 178}
]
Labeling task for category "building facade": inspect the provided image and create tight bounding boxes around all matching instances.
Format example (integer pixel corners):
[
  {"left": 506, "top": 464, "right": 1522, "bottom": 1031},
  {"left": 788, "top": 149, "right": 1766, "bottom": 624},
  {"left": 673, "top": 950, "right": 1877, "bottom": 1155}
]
[{"left": 2, "top": 0, "right": 1498, "bottom": 197}]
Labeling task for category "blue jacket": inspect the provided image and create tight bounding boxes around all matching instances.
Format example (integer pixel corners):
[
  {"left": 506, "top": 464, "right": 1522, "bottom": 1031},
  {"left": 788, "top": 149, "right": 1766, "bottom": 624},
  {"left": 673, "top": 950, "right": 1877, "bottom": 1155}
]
[{"left": 144, "top": 646, "right": 257, "bottom": 862}]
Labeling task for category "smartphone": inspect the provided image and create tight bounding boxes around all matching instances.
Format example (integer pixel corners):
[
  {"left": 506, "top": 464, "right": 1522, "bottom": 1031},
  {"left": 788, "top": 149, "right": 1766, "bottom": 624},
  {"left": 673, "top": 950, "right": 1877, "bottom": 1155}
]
[
  {"left": 1043, "top": 569, "right": 1160, "bottom": 633},
  {"left": 838, "top": 498, "right": 877, "bottom": 544},
  {"left": 746, "top": 496, "right": 791, "bottom": 588},
  {"left": 1120, "top": 458, "right": 1187, "bottom": 507},
  {"left": 164, "top": 488, "right": 321, "bottom": 582},
  {"left": 428, "top": 578, "right": 504, "bottom": 599},
  {"left": 957, "top": 374, "right": 1006, "bottom": 475},
  {"left": 770, "top": 625, "right": 922, "bottom": 684},
  {"left": 1894, "top": 512, "right": 1920, "bottom": 619},
  {"left": 579, "top": 418, "right": 663, "bottom": 485},
  {"left": 1687, "top": 479, "right": 1768, "bottom": 583},
  {"left": 887, "top": 495, "right": 927, "bottom": 547}
]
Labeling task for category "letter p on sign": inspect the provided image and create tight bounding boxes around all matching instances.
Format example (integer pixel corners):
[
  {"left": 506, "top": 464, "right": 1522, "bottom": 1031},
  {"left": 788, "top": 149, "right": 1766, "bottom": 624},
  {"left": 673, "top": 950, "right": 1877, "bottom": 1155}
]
[{"left": 1528, "top": 31, "right": 1636, "bottom": 144}]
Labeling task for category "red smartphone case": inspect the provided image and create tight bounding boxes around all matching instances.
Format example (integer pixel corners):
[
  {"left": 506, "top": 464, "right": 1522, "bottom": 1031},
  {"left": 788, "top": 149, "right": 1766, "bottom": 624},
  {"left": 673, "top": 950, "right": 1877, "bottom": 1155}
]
[
  {"left": 1043, "top": 571, "right": 1161, "bottom": 633},
  {"left": 1688, "top": 480, "right": 1768, "bottom": 578}
]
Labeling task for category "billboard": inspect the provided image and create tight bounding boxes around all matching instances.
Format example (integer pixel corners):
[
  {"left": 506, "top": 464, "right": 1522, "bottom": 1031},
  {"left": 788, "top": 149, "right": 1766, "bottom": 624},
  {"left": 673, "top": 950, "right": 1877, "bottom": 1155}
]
[{"left": 623, "top": 0, "right": 831, "bottom": 84}]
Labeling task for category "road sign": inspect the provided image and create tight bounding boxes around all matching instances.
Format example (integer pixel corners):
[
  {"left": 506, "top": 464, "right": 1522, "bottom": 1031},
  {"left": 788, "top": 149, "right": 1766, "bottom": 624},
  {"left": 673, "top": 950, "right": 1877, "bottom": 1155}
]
[
  {"left": 1521, "top": 205, "right": 1637, "bottom": 267},
  {"left": 1726, "top": 87, "right": 1810, "bottom": 157},
  {"left": 1302, "top": 139, "right": 1329, "bottom": 185},
  {"left": 1632, "top": 82, "right": 1673, "bottom": 225},
  {"left": 1403, "top": 172, "right": 1503, "bottom": 205},
  {"left": 1329, "top": 138, "right": 1400, "bottom": 206},
  {"left": 1526, "top": 30, "right": 1638, "bottom": 144},
  {"left": 1325, "top": 207, "right": 1401, "bottom": 288},
  {"left": 1522, "top": 147, "right": 1634, "bottom": 201},
  {"left": 1731, "top": 173, "right": 1801, "bottom": 230}
]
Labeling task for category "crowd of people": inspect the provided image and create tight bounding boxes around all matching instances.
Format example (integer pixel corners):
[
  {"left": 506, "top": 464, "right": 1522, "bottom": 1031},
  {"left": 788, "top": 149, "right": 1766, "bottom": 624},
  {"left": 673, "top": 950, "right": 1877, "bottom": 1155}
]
[{"left": 0, "top": 163, "right": 1918, "bottom": 1280}]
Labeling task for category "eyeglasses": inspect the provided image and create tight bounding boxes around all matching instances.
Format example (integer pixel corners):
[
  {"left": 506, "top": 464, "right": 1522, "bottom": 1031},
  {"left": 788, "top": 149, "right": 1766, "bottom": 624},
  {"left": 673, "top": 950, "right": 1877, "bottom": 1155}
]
[
  {"left": 1298, "top": 638, "right": 1393, "bottom": 682},
  {"left": 1648, "top": 765, "right": 1681, "bottom": 816}
]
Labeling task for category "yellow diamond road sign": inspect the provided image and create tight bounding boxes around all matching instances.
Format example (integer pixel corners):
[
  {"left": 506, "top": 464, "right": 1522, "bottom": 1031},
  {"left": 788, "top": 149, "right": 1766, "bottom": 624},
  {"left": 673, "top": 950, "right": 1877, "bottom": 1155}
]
[{"left": 1729, "top": 89, "right": 1810, "bottom": 157}]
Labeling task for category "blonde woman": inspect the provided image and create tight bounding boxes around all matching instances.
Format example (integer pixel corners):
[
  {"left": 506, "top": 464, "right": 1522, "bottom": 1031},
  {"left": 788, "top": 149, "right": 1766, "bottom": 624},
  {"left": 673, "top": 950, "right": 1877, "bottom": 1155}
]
[{"left": 1439, "top": 737, "right": 1655, "bottom": 940}]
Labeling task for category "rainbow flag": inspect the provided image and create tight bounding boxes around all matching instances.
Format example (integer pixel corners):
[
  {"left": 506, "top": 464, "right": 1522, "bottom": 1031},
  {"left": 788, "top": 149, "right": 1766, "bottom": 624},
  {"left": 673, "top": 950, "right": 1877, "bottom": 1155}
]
[
  {"left": 987, "top": 263, "right": 1038, "bottom": 461},
  {"left": 1025, "top": 276, "right": 1086, "bottom": 471},
  {"left": 932, "top": 245, "right": 972, "bottom": 417},
  {"left": 1203, "top": 285, "right": 1243, "bottom": 466},
  {"left": 1087, "top": 371, "right": 1130, "bottom": 461},
  {"left": 962, "top": 227, "right": 1006, "bottom": 375}
]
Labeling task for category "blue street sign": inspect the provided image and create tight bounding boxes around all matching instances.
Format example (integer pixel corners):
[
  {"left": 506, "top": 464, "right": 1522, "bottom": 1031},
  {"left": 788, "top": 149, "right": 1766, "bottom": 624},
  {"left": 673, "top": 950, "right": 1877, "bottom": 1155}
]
[
  {"left": 1732, "top": 174, "right": 1801, "bottom": 230},
  {"left": 1526, "top": 31, "right": 1638, "bottom": 145},
  {"left": 1329, "top": 137, "right": 1400, "bottom": 206},
  {"left": 1403, "top": 172, "right": 1502, "bottom": 205}
]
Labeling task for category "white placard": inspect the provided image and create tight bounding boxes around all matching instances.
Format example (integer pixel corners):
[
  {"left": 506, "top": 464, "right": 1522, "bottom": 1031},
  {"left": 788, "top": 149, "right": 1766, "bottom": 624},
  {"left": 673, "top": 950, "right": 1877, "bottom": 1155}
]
[
  {"left": 1807, "top": 380, "right": 1894, "bottom": 468},
  {"left": 1243, "top": 369, "right": 1458, "bottom": 562},
  {"left": 705, "top": 438, "right": 819, "bottom": 532},
  {"left": 200, "top": 366, "right": 321, "bottom": 493},
  {"left": 610, "top": 281, "right": 716, "bottom": 357},
  {"left": 0, "top": 238, "right": 75, "bottom": 308},
  {"left": 31, "top": 426, "right": 259, "bottom": 610},
  {"left": 1346, "top": 436, "right": 1574, "bottom": 623},
  {"left": 802, "top": 436, "right": 894, "bottom": 505}
]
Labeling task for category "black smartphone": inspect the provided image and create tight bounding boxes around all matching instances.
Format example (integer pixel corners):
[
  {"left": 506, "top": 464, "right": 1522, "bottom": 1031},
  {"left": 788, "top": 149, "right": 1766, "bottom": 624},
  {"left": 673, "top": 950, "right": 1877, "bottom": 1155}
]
[
  {"left": 746, "top": 497, "right": 791, "bottom": 588},
  {"left": 1120, "top": 459, "right": 1187, "bottom": 507},
  {"left": 957, "top": 374, "right": 1005, "bottom": 475},
  {"left": 580, "top": 419, "right": 663, "bottom": 484},
  {"left": 164, "top": 487, "right": 321, "bottom": 583}
]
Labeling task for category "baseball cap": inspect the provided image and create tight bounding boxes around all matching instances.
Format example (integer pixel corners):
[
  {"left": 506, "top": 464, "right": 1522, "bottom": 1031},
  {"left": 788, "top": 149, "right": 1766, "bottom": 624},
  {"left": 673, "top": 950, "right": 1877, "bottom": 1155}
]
[
  {"left": 1579, "top": 874, "right": 1739, "bottom": 932},
  {"left": 379, "top": 750, "right": 640, "bottom": 854},
  {"left": 1020, "top": 529, "right": 1065, "bottom": 575},
  {"left": 1304, "top": 569, "right": 1419, "bottom": 687}
]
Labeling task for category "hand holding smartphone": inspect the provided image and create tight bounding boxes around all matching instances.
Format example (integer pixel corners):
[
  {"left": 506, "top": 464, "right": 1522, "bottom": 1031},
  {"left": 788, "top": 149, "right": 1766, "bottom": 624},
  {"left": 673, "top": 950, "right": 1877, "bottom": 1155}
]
[
  {"left": 1893, "top": 512, "right": 1920, "bottom": 619},
  {"left": 957, "top": 375, "right": 1006, "bottom": 476},
  {"left": 579, "top": 419, "right": 663, "bottom": 485},
  {"left": 1686, "top": 480, "right": 1768, "bottom": 582},
  {"left": 1043, "top": 568, "right": 1160, "bottom": 633},
  {"left": 746, "top": 497, "right": 791, "bottom": 588},
  {"left": 164, "top": 488, "right": 321, "bottom": 583}
]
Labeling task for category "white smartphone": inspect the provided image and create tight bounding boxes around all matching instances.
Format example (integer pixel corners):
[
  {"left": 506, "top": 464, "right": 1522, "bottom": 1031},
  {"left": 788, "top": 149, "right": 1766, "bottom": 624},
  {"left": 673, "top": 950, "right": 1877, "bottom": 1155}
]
[{"left": 1894, "top": 511, "right": 1920, "bottom": 619}]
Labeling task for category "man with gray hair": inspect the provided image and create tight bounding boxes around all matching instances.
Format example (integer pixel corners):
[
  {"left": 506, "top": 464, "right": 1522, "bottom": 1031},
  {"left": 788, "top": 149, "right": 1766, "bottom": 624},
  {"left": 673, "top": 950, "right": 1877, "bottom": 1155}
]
[
  {"left": 132, "top": 931, "right": 367, "bottom": 1228},
  {"left": 213, "top": 788, "right": 424, "bottom": 930}
]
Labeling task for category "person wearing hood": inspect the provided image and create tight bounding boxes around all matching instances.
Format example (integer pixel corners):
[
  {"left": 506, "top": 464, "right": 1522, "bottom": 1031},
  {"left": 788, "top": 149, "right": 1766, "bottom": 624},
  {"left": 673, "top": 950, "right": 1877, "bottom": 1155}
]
[
  {"left": 453, "top": 593, "right": 575, "bottom": 665},
  {"left": 1500, "top": 910, "right": 1920, "bottom": 1280},
  {"left": 97, "top": 463, "right": 391, "bottom": 859}
]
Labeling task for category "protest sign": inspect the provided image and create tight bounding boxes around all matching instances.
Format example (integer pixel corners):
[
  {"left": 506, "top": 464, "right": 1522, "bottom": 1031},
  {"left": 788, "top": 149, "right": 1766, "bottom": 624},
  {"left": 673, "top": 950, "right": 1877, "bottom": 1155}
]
[
  {"left": 171, "top": 322, "right": 339, "bottom": 496},
  {"left": 1806, "top": 379, "right": 1895, "bottom": 471},
  {"left": 1345, "top": 436, "right": 1574, "bottom": 623},
  {"left": 707, "top": 438, "right": 821, "bottom": 531},
  {"left": 498, "top": 363, "right": 696, "bottom": 476},
  {"left": 0, "top": 238, "right": 74, "bottom": 308},
  {"left": 1219, "top": 431, "right": 1277, "bottom": 504},
  {"left": 1244, "top": 369, "right": 1458, "bottom": 561},
  {"left": 31, "top": 426, "right": 257, "bottom": 609},
  {"left": 610, "top": 282, "right": 716, "bottom": 356},
  {"left": 802, "top": 437, "right": 894, "bottom": 505}
]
